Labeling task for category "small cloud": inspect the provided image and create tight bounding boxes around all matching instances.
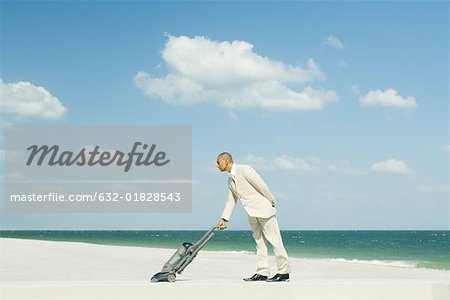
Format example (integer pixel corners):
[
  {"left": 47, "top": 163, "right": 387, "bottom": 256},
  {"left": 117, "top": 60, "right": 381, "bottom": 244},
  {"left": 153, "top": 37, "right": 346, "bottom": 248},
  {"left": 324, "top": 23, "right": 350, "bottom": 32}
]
[
  {"left": 273, "top": 155, "right": 312, "bottom": 171},
  {"left": 442, "top": 144, "right": 450, "bottom": 153},
  {"left": 338, "top": 60, "right": 349, "bottom": 67},
  {"left": 350, "top": 84, "right": 360, "bottom": 95},
  {"left": 135, "top": 35, "right": 338, "bottom": 112},
  {"left": 370, "top": 159, "right": 412, "bottom": 174},
  {"left": 243, "top": 154, "right": 367, "bottom": 175},
  {"left": 359, "top": 88, "right": 417, "bottom": 110},
  {"left": 227, "top": 110, "right": 238, "bottom": 121},
  {"left": 304, "top": 156, "right": 336, "bottom": 172},
  {"left": 244, "top": 154, "right": 312, "bottom": 172},
  {"left": 324, "top": 34, "right": 344, "bottom": 50},
  {"left": 0, "top": 79, "right": 67, "bottom": 120}
]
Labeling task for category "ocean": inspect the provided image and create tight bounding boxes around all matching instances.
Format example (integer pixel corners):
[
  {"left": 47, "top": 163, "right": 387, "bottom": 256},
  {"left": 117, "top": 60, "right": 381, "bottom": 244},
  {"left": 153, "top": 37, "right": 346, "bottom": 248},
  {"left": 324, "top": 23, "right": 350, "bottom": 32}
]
[{"left": 1, "top": 230, "right": 449, "bottom": 271}]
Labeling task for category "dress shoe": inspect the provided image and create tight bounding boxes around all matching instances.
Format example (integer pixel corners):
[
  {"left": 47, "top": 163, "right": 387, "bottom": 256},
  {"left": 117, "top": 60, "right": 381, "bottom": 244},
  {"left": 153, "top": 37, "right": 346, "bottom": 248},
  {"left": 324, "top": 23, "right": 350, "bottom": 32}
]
[
  {"left": 243, "top": 273, "right": 268, "bottom": 281},
  {"left": 266, "top": 273, "right": 290, "bottom": 282}
]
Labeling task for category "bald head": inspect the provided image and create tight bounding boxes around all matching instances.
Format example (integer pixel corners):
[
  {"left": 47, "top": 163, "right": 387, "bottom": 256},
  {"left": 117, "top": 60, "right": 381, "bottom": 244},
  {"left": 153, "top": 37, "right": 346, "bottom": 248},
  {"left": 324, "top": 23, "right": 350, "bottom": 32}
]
[
  {"left": 217, "top": 152, "right": 234, "bottom": 172},
  {"left": 217, "top": 152, "right": 233, "bottom": 162}
]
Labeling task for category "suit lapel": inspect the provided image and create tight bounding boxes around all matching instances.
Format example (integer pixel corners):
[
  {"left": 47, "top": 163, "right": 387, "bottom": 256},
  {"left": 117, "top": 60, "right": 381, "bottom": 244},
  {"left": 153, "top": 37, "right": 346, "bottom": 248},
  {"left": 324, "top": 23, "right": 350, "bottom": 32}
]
[{"left": 228, "top": 176, "right": 238, "bottom": 197}]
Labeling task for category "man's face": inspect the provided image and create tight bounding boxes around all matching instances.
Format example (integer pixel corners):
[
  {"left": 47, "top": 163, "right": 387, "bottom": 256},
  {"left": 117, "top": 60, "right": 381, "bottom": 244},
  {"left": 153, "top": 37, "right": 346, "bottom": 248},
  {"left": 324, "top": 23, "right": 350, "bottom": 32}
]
[{"left": 216, "top": 156, "right": 228, "bottom": 172}]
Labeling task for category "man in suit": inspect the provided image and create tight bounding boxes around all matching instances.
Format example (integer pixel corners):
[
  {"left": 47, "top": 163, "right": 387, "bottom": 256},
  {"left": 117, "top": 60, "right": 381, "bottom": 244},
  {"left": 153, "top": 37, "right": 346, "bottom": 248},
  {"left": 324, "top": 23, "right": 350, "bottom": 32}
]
[{"left": 216, "top": 152, "right": 290, "bottom": 282}]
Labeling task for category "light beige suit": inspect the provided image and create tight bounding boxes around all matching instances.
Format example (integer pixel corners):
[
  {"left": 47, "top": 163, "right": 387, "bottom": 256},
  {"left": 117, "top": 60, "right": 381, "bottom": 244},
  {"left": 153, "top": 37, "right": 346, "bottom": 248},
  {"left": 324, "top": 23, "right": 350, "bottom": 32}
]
[{"left": 221, "top": 164, "right": 290, "bottom": 276}]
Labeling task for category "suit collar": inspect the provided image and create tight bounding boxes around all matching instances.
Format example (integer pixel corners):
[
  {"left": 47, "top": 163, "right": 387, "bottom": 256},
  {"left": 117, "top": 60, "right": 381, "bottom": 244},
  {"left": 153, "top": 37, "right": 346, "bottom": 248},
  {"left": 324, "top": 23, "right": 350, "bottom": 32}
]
[{"left": 227, "top": 163, "right": 237, "bottom": 179}]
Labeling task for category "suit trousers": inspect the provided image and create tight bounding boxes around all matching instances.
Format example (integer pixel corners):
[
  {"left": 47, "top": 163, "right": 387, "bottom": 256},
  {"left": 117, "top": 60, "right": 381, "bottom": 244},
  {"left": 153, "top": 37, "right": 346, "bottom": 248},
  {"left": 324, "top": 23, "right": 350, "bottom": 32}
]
[{"left": 248, "top": 215, "right": 290, "bottom": 276}]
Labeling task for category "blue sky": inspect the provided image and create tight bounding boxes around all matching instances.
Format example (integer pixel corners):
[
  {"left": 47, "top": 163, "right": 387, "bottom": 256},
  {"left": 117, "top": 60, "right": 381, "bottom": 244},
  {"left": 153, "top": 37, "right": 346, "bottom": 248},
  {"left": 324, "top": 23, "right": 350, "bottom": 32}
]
[{"left": 0, "top": 1, "right": 449, "bottom": 230}]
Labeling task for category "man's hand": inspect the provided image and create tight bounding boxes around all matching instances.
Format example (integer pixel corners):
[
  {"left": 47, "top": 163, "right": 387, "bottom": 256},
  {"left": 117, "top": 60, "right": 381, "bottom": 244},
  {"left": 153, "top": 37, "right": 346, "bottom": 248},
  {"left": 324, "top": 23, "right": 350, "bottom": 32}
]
[{"left": 217, "top": 218, "right": 228, "bottom": 230}]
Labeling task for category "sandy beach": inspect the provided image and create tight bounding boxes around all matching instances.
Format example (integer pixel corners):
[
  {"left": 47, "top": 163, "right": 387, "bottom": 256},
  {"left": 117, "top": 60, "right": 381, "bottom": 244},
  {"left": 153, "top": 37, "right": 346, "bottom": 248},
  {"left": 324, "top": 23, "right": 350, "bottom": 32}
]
[{"left": 0, "top": 238, "right": 448, "bottom": 300}]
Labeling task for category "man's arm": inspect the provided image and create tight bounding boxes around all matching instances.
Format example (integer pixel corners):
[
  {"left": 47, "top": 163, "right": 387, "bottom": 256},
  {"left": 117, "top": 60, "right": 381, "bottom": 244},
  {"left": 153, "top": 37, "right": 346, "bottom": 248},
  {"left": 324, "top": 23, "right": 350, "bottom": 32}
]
[
  {"left": 243, "top": 165, "right": 276, "bottom": 207},
  {"left": 218, "top": 190, "right": 237, "bottom": 230}
]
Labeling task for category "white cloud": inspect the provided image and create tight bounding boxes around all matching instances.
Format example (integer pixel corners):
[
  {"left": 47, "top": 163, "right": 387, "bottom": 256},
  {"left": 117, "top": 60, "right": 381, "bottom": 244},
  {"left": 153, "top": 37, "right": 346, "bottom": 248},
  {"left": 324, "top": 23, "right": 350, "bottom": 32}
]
[
  {"left": 0, "top": 79, "right": 67, "bottom": 120},
  {"left": 273, "top": 155, "right": 312, "bottom": 171},
  {"left": 244, "top": 154, "right": 313, "bottom": 172},
  {"left": 370, "top": 159, "right": 412, "bottom": 174},
  {"left": 324, "top": 35, "right": 344, "bottom": 50},
  {"left": 442, "top": 144, "right": 450, "bottom": 153},
  {"left": 243, "top": 154, "right": 367, "bottom": 175},
  {"left": 135, "top": 35, "right": 338, "bottom": 112},
  {"left": 359, "top": 89, "right": 417, "bottom": 110}
]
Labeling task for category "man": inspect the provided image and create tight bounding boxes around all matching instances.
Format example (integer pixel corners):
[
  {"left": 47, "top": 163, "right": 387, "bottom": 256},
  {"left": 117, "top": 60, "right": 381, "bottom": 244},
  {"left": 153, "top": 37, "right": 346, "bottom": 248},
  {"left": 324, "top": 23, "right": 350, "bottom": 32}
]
[{"left": 216, "top": 152, "right": 290, "bottom": 282}]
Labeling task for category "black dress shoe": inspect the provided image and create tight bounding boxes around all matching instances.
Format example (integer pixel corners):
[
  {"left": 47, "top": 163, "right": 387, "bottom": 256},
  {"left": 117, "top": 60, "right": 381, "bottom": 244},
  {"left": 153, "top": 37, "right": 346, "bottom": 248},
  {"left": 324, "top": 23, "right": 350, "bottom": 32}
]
[
  {"left": 243, "top": 273, "right": 268, "bottom": 281},
  {"left": 266, "top": 273, "right": 290, "bottom": 282}
]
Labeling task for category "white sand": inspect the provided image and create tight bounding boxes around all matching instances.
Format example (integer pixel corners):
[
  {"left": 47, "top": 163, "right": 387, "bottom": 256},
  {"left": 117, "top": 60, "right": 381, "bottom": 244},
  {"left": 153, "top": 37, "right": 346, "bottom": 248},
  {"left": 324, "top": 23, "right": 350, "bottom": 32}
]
[{"left": 0, "top": 238, "right": 449, "bottom": 300}]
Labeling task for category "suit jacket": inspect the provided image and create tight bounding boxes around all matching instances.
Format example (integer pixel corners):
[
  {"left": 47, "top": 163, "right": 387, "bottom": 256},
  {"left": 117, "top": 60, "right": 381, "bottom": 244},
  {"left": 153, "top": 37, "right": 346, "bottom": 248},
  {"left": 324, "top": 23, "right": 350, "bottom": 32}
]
[{"left": 221, "top": 164, "right": 277, "bottom": 221}]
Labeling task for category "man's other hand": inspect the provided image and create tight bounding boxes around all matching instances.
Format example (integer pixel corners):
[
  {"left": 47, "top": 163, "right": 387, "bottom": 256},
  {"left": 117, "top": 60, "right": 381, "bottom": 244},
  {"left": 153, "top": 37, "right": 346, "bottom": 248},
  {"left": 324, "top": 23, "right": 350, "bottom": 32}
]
[{"left": 217, "top": 218, "right": 228, "bottom": 230}]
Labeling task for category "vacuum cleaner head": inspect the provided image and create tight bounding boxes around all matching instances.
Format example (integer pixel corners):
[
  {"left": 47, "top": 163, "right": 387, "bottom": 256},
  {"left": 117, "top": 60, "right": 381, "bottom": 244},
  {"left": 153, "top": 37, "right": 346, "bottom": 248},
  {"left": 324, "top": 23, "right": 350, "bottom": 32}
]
[{"left": 151, "top": 226, "right": 218, "bottom": 282}]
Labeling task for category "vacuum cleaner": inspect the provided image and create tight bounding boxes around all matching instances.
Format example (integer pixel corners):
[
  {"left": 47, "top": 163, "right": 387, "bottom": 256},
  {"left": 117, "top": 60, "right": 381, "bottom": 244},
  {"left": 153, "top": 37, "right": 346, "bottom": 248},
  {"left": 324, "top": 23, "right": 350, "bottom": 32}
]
[{"left": 151, "top": 225, "right": 220, "bottom": 282}]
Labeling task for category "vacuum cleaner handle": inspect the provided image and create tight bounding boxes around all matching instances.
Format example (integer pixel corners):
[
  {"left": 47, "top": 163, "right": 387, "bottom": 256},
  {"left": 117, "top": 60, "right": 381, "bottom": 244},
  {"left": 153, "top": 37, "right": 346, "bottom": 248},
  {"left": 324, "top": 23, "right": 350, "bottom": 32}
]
[{"left": 188, "top": 225, "right": 220, "bottom": 252}]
